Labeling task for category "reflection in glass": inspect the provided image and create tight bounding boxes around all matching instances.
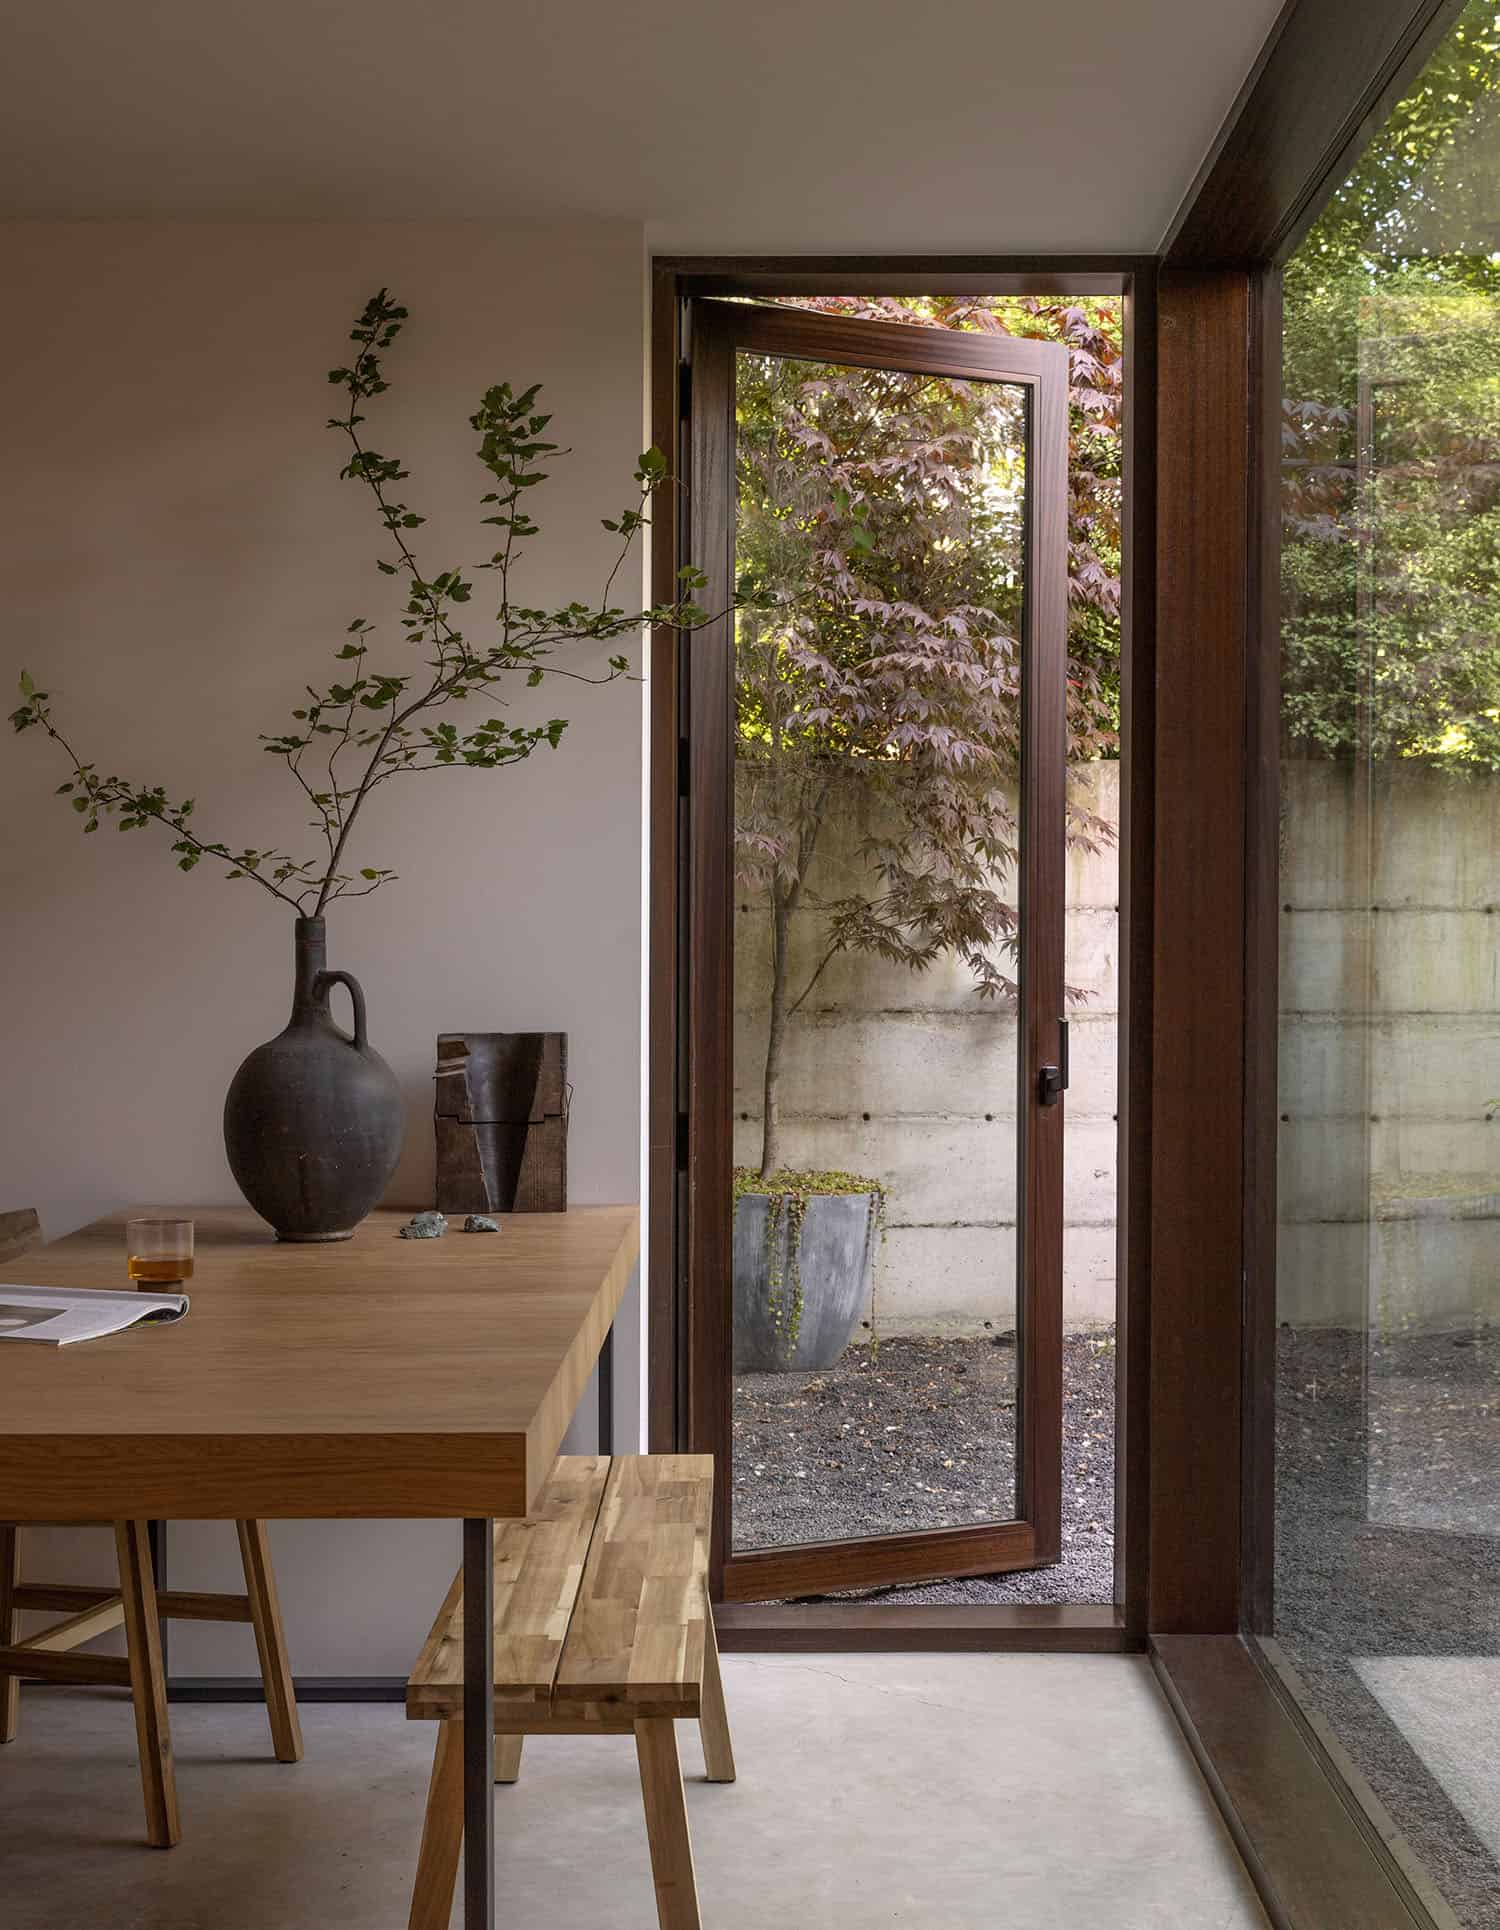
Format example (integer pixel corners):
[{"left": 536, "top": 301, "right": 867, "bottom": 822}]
[
  {"left": 728, "top": 345, "right": 1028, "bottom": 1550},
  {"left": 1276, "top": 9, "right": 1500, "bottom": 1922}
]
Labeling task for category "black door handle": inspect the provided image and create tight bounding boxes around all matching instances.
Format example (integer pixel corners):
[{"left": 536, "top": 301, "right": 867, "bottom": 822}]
[{"left": 1039, "top": 1018, "right": 1069, "bottom": 1108}]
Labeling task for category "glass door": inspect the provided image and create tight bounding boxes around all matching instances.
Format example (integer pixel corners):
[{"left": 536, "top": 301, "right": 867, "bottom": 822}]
[{"left": 683, "top": 299, "right": 1069, "bottom": 1600}]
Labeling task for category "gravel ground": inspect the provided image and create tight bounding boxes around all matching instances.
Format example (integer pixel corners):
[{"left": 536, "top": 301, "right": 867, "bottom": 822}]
[
  {"left": 731, "top": 1330, "right": 1116, "bottom": 1604},
  {"left": 1275, "top": 1325, "right": 1500, "bottom": 1930}
]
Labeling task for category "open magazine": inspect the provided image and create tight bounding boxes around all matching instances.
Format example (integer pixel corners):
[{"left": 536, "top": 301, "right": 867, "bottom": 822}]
[{"left": 0, "top": 1283, "right": 190, "bottom": 1346}]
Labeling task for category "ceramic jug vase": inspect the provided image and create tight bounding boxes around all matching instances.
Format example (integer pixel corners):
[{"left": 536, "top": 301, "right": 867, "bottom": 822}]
[{"left": 223, "top": 917, "right": 403, "bottom": 1241}]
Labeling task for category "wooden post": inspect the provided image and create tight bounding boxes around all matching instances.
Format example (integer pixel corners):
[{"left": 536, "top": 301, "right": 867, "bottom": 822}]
[
  {"left": 115, "top": 1519, "right": 180, "bottom": 1848},
  {"left": 236, "top": 1519, "right": 303, "bottom": 1763}
]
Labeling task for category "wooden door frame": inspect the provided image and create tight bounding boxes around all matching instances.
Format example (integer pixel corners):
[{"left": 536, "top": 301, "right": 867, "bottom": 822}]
[
  {"left": 684, "top": 296, "right": 1071, "bottom": 1604},
  {"left": 648, "top": 257, "right": 1155, "bottom": 1648},
  {"left": 1152, "top": 0, "right": 1467, "bottom": 1630},
  {"left": 1152, "top": 4, "right": 1475, "bottom": 1928}
]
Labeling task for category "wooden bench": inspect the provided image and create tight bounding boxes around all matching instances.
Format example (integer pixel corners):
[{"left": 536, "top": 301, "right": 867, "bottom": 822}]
[{"left": 406, "top": 1455, "right": 735, "bottom": 1930}]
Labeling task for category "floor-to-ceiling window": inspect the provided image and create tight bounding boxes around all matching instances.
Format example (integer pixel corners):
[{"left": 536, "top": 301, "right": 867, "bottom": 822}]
[{"left": 1273, "top": 9, "right": 1500, "bottom": 1922}]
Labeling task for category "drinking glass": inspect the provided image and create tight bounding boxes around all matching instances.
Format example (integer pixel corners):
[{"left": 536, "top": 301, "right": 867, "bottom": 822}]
[{"left": 126, "top": 1217, "right": 194, "bottom": 1286}]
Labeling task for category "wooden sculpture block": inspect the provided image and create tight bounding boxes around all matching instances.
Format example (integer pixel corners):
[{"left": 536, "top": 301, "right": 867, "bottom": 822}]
[{"left": 434, "top": 1033, "right": 568, "bottom": 1215}]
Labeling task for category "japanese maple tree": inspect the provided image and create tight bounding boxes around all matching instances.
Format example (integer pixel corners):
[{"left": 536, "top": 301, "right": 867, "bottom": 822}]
[{"left": 733, "top": 296, "right": 1122, "bottom": 1179}]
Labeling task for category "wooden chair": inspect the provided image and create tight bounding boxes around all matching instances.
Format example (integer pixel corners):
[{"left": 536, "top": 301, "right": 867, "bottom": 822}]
[
  {"left": 405, "top": 1455, "right": 735, "bottom": 1930},
  {"left": 0, "top": 1206, "right": 302, "bottom": 1847}
]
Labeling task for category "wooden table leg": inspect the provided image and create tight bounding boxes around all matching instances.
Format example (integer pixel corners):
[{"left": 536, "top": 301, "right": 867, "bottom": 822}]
[
  {"left": 462, "top": 1519, "right": 494, "bottom": 1930},
  {"left": 116, "top": 1520, "right": 181, "bottom": 1848},
  {"left": 147, "top": 1519, "right": 168, "bottom": 1689},
  {"left": 237, "top": 1519, "right": 303, "bottom": 1763}
]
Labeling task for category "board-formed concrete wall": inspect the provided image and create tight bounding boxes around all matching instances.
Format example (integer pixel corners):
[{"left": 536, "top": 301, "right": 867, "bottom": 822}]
[
  {"left": 732, "top": 762, "right": 1120, "bottom": 1334},
  {"left": 733, "top": 755, "right": 1500, "bottom": 1337},
  {"left": 1279, "top": 759, "right": 1500, "bottom": 1332}
]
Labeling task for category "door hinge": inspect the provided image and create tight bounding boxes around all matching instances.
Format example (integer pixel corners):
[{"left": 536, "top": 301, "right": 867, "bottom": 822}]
[
  {"left": 678, "top": 737, "right": 690, "bottom": 798},
  {"left": 678, "top": 361, "right": 692, "bottom": 417},
  {"left": 676, "top": 1111, "right": 689, "bottom": 1171},
  {"left": 1039, "top": 1018, "right": 1070, "bottom": 1108}
]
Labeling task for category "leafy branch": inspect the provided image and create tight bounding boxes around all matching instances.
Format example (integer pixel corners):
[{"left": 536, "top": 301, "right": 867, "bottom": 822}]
[{"left": 11, "top": 288, "right": 722, "bottom": 915}]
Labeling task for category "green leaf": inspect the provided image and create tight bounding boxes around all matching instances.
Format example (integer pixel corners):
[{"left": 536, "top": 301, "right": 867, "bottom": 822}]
[{"left": 18, "top": 669, "right": 34, "bottom": 697}]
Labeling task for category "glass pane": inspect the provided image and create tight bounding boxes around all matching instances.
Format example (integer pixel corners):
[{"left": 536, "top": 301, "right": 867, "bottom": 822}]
[
  {"left": 1276, "top": 9, "right": 1500, "bottom": 1923},
  {"left": 729, "top": 345, "right": 1028, "bottom": 1552}
]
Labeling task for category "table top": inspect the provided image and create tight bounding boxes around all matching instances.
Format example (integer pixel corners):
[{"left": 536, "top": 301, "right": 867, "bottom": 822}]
[{"left": 0, "top": 1205, "right": 638, "bottom": 1522}]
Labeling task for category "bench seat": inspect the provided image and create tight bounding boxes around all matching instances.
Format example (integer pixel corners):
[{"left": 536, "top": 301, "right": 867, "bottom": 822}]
[{"left": 405, "top": 1453, "right": 733, "bottom": 1930}]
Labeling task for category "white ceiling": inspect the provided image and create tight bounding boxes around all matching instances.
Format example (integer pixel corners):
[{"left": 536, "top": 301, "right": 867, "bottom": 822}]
[{"left": 1, "top": 0, "right": 1282, "bottom": 253}]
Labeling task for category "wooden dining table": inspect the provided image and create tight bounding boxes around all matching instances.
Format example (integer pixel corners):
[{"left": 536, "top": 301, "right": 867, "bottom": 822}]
[{"left": 0, "top": 1202, "right": 640, "bottom": 1930}]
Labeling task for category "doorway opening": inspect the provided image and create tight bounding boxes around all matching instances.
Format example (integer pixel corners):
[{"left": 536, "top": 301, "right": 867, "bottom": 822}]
[{"left": 651, "top": 273, "right": 1130, "bottom": 1619}]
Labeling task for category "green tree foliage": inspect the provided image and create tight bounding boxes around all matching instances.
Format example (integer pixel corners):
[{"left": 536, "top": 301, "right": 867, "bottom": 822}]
[
  {"left": 1283, "top": 2, "right": 1500, "bottom": 770},
  {"left": 730, "top": 296, "right": 1122, "bottom": 1177},
  {"left": 11, "top": 290, "right": 715, "bottom": 912}
]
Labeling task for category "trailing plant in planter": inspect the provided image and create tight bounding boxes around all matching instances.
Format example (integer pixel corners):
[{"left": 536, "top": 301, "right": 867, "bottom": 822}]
[
  {"left": 10, "top": 289, "right": 722, "bottom": 1241},
  {"left": 731, "top": 1168, "right": 886, "bottom": 1374}
]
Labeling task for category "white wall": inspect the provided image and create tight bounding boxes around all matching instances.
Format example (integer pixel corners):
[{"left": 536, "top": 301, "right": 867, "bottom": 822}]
[{"left": 0, "top": 220, "right": 647, "bottom": 1673}]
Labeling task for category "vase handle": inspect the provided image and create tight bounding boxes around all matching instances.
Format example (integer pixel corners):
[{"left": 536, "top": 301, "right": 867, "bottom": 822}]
[{"left": 315, "top": 969, "right": 368, "bottom": 1051}]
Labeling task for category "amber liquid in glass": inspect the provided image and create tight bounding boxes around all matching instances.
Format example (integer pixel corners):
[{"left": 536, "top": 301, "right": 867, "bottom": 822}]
[{"left": 128, "top": 1256, "right": 193, "bottom": 1286}]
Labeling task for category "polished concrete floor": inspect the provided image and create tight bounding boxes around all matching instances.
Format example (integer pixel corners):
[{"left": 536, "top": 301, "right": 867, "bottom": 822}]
[{"left": 1, "top": 1656, "right": 1267, "bottom": 1929}]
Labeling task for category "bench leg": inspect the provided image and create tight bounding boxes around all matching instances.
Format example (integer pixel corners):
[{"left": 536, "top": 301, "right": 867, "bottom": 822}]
[
  {"left": 699, "top": 1595, "right": 736, "bottom": 1784},
  {"left": 410, "top": 1718, "right": 466, "bottom": 1930},
  {"left": 115, "top": 1520, "right": 181, "bottom": 1848},
  {"left": 236, "top": 1520, "right": 303, "bottom": 1764},
  {"left": 494, "top": 1732, "right": 524, "bottom": 1784},
  {"left": 0, "top": 1527, "right": 20, "bottom": 1743},
  {"left": 635, "top": 1718, "right": 702, "bottom": 1930}
]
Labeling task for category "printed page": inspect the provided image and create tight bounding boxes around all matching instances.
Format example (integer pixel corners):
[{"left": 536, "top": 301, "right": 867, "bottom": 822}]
[{"left": 0, "top": 1284, "right": 189, "bottom": 1346}]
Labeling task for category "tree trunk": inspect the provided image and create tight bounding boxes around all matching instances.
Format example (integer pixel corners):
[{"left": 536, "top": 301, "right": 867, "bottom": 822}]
[
  {"left": 759, "top": 886, "right": 793, "bottom": 1180},
  {"left": 756, "top": 777, "right": 834, "bottom": 1180}
]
